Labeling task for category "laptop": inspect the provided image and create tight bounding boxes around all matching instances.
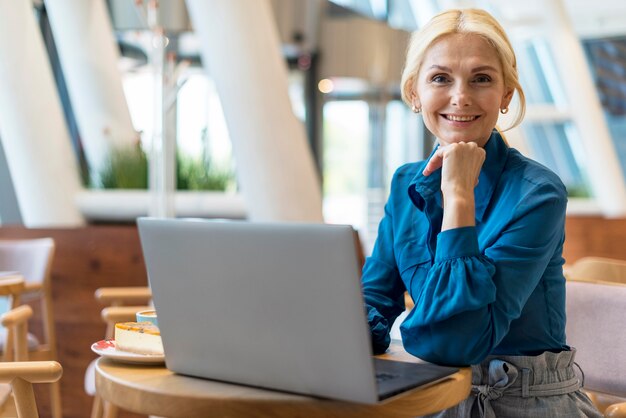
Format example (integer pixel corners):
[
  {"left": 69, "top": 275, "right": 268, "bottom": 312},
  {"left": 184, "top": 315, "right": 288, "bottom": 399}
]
[{"left": 137, "top": 217, "right": 458, "bottom": 404}]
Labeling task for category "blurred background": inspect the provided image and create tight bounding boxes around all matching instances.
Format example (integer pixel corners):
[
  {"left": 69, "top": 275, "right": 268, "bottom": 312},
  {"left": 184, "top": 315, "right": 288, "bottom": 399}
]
[{"left": 2, "top": 0, "right": 626, "bottom": 253}]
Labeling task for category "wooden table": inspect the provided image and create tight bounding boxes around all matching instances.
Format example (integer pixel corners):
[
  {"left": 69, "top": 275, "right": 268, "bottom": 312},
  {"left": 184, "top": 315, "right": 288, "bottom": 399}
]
[{"left": 95, "top": 344, "right": 471, "bottom": 417}]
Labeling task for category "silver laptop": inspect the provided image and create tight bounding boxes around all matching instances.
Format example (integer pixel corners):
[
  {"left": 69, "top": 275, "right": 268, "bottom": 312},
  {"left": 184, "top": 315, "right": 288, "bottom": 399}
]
[{"left": 137, "top": 217, "right": 458, "bottom": 404}]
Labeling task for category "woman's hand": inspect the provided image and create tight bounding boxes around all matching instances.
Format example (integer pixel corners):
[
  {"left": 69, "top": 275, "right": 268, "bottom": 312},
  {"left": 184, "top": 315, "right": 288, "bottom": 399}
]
[
  {"left": 423, "top": 142, "right": 486, "bottom": 230},
  {"left": 424, "top": 141, "right": 485, "bottom": 195}
]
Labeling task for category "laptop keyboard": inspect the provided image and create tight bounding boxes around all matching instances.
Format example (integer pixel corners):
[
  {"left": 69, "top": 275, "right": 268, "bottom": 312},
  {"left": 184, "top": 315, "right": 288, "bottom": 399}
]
[
  {"left": 375, "top": 372, "right": 399, "bottom": 383},
  {"left": 373, "top": 358, "right": 459, "bottom": 401}
]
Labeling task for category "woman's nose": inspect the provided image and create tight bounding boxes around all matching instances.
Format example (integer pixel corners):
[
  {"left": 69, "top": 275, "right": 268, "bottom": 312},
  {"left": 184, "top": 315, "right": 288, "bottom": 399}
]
[{"left": 451, "top": 84, "right": 472, "bottom": 107}]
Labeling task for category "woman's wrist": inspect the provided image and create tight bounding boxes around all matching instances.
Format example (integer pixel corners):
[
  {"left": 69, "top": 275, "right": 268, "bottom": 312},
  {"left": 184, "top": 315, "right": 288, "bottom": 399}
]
[
  {"left": 441, "top": 184, "right": 474, "bottom": 199},
  {"left": 441, "top": 193, "right": 476, "bottom": 231}
]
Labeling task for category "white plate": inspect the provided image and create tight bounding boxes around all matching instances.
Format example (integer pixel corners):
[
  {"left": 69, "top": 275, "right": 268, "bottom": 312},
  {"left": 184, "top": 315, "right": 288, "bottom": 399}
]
[{"left": 91, "top": 340, "right": 165, "bottom": 365}]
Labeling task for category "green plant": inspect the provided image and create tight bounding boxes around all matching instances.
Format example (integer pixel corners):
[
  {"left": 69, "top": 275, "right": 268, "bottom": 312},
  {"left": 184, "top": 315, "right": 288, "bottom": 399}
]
[
  {"left": 98, "top": 144, "right": 148, "bottom": 189},
  {"left": 566, "top": 184, "right": 591, "bottom": 198},
  {"left": 176, "top": 153, "right": 234, "bottom": 191},
  {"left": 94, "top": 144, "right": 234, "bottom": 191}
]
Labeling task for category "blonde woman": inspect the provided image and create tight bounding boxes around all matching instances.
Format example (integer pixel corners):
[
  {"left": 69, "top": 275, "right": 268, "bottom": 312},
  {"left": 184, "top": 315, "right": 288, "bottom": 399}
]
[{"left": 361, "top": 9, "right": 601, "bottom": 417}]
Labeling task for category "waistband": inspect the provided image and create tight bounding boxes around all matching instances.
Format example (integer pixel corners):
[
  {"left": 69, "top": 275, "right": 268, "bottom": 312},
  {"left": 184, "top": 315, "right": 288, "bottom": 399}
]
[{"left": 470, "top": 350, "right": 581, "bottom": 418}]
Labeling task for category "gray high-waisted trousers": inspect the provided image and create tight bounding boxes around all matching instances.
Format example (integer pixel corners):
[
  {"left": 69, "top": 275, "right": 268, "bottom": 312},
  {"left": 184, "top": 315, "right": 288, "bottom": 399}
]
[{"left": 424, "top": 349, "right": 602, "bottom": 418}]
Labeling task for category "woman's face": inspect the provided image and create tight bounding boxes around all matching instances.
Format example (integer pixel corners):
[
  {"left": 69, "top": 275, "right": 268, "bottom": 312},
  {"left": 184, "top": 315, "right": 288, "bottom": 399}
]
[{"left": 413, "top": 33, "right": 513, "bottom": 147}]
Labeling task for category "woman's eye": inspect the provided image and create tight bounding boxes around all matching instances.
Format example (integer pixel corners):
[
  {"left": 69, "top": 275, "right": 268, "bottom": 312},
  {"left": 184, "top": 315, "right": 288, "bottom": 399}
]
[
  {"left": 474, "top": 75, "right": 492, "bottom": 83},
  {"left": 431, "top": 75, "right": 449, "bottom": 83}
]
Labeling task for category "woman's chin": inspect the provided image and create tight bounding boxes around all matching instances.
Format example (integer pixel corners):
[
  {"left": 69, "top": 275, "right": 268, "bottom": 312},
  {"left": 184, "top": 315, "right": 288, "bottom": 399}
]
[
  {"left": 437, "top": 137, "right": 477, "bottom": 146},
  {"left": 437, "top": 134, "right": 490, "bottom": 147}
]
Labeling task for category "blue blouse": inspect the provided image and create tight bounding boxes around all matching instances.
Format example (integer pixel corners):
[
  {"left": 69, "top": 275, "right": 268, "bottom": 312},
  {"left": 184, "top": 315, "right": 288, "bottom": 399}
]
[{"left": 362, "top": 131, "right": 569, "bottom": 366}]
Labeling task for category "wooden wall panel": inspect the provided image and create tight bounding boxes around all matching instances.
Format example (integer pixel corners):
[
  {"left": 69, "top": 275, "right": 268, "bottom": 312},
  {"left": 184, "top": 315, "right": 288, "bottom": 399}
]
[{"left": 564, "top": 216, "right": 626, "bottom": 263}]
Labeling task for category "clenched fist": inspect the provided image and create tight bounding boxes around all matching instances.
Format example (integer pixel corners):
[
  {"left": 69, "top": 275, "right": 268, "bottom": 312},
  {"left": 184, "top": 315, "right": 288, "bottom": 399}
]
[
  {"left": 423, "top": 141, "right": 486, "bottom": 195},
  {"left": 423, "top": 141, "right": 486, "bottom": 230}
]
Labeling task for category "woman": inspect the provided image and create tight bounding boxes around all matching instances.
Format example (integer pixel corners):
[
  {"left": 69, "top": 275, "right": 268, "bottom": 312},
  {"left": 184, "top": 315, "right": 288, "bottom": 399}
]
[{"left": 361, "top": 8, "right": 601, "bottom": 417}]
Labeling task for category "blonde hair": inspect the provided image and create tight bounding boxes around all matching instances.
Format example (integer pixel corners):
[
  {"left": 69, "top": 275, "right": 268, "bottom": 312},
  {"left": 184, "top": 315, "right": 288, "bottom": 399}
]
[{"left": 400, "top": 9, "right": 526, "bottom": 131}]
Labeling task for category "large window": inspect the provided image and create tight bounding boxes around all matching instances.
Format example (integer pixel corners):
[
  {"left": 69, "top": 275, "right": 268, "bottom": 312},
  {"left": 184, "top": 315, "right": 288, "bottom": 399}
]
[
  {"left": 514, "top": 38, "right": 591, "bottom": 197},
  {"left": 523, "top": 123, "right": 589, "bottom": 196},
  {"left": 321, "top": 79, "right": 426, "bottom": 252},
  {"left": 118, "top": 36, "right": 311, "bottom": 194},
  {"left": 121, "top": 64, "right": 235, "bottom": 188},
  {"left": 322, "top": 100, "right": 369, "bottom": 232},
  {"left": 585, "top": 37, "right": 626, "bottom": 180}
]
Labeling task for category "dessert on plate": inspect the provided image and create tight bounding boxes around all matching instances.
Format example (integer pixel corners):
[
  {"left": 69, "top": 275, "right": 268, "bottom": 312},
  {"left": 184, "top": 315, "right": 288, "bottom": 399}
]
[{"left": 114, "top": 321, "right": 164, "bottom": 355}]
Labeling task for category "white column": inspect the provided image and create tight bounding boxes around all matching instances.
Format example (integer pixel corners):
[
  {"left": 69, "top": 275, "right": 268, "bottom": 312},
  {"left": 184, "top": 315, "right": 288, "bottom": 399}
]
[
  {"left": 0, "top": 1, "right": 84, "bottom": 226},
  {"left": 185, "top": 0, "right": 323, "bottom": 222},
  {"left": 44, "top": 0, "right": 138, "bottom": 183},
  {"left": 543, "top": 0, "right": 626, "bottom": 217}
]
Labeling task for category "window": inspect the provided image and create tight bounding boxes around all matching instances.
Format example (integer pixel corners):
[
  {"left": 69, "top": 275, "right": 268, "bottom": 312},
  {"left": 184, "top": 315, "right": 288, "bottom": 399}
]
[
  {"left": 512, "top": 38, "right": 592, "bottom": 197},
  {"left": 322, "top": 100, "right": 369, "bottom": 233},
  {"left": 585, "top": 37, "right": 626, "bottom": 180}
]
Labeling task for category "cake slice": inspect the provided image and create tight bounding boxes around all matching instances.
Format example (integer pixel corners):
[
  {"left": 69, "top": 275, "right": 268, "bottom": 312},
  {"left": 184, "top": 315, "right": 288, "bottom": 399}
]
[{"left": 114, "top": 321, "right": 164, "bottom": 355}]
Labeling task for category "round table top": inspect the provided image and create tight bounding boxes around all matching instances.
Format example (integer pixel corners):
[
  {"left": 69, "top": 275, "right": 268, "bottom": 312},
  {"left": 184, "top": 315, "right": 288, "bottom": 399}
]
[{"left": 95, "top": 346, "right": 471, "bottom": 418}]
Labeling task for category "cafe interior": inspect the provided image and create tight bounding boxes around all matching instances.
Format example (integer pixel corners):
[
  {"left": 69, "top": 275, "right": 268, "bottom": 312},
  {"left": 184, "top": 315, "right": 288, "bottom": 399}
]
[{"left": 0, "top": 0, "right": 626, "bottom": 416}]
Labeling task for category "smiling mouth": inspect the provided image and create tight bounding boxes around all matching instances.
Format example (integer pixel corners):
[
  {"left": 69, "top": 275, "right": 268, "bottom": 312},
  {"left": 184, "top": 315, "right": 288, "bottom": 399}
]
[{"left": 444, "top": 114, "right": 479, "bottom": 122}]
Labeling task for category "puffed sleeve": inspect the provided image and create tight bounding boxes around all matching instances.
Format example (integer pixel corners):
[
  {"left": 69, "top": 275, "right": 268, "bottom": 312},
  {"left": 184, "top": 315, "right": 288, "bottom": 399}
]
[
  {"left": 401, "top": 182, "right": 567, "bottom": 366},
  {"left": 361, "top": 179, "right": 407, "bottom": 354}
]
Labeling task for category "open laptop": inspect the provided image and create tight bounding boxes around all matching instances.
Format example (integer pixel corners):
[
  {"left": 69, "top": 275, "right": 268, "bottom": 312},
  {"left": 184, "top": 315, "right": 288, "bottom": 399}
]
[{"left": 137, "top": 217, "right": 458, "bottom": 404}]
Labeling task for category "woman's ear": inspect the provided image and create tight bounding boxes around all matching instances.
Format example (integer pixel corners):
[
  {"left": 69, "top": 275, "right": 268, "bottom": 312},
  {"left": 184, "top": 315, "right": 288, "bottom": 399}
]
[
  {"left": 405, "top": 75, "right": 420, "bottom": 106},
  {"left": 410, "top": 90, "right": 421, "bottom": 109},
  {"left": 410, "top": 95, "right": 421, "bottom": 113},
  {"left": 501, "top": 88, "right": 514, "bottom": 109}
]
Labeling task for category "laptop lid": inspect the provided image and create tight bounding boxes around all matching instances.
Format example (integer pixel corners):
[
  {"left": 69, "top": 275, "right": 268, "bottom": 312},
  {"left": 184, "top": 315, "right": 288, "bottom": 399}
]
[{"left": 138, "top": 217, "right": 380, "bottom": 404}]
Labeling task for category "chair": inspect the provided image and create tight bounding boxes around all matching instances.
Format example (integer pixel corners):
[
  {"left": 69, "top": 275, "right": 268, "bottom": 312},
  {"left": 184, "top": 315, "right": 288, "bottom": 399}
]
[
  {"left": 0, "top": 275, "right": 27, "bottom": 369},
  {"left": 0, "top": 304, "right": 63, "bottom": 418},
  {"left": 0, "top": 238, "right": 61, "bottom": 418},
  {"left": 95, "top": 286, "right": 152, "bottom": 309},
  {"left": 565, "top": 256, "right": 626, "bottom": 285},
  {"left": 0, "top": 275, "right": 26, "bottom": 411},
  {"left": 86, "top": 287, "right": 152, "bottom": 418},
  {"left": 566, "top": 277, "right": 626, "bottom": 417}
]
